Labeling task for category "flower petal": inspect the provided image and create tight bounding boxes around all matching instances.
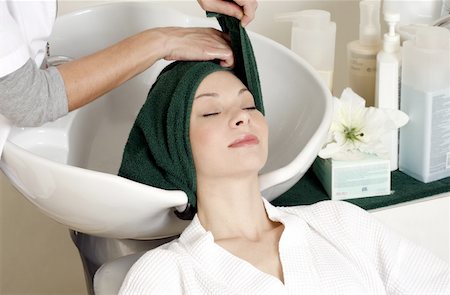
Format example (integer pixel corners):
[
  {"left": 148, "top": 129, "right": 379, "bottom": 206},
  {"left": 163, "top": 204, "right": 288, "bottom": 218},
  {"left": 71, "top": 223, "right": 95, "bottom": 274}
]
[
  {"left": 318, "top": 142, "right": 344, "bottom": 159},
  {"left": 383, "top": 108, "right": 409, "bottom": 128},
  {"left": 340, "top": 88, "right": 366, "bottom": 109},
  {"left": 317, "top": 87, "right": 410, "bottom": 161}
]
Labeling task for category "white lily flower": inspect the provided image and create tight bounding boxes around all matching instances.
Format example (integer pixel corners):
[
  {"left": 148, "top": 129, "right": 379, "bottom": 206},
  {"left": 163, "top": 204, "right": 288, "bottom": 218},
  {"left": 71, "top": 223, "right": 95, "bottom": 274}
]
[{"left": 318, "top": 88, "right": 409, "bottom": 161}]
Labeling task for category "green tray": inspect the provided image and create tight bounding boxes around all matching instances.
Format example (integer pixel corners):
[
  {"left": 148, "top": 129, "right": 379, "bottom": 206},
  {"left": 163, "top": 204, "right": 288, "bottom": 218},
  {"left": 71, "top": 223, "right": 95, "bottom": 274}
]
[{"left": 271, "top": 169, "right": 450, "bottom": 210}]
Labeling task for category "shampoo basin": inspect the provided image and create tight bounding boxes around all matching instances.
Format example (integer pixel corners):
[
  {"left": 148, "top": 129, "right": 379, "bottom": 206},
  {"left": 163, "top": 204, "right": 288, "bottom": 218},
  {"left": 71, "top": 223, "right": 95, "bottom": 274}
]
[{"left": 0, "top": 2, "right": 332, "bottom": 239}]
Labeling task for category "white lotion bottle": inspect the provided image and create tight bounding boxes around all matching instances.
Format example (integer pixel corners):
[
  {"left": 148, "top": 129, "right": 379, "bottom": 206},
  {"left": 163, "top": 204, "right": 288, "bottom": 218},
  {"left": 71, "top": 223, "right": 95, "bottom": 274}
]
[
  {"left": 347, "top": 0, "right": 381, "bottom": 107},
  {"left": 275, "top": 10, "right": 336, "bottom": 90},
  {"left": 399, "top": 27, "right": 450, "bottom": 183},
  {"left": 375, "top": 12, "right": 401, "bottom": 171},
  {"left": 383, "top": 0, "right": 442, "bottom": 42}
]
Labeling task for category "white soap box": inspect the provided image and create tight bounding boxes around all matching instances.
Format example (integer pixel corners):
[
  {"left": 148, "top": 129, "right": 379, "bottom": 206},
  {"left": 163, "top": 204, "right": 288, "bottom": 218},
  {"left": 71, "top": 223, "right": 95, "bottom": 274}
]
[{"left": 312, "top": 156, "right": 391, "bottom": 200}]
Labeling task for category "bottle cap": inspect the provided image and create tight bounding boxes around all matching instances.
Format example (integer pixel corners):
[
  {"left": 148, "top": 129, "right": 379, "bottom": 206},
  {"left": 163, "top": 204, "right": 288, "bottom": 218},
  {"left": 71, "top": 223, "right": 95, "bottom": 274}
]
[
  {"left": 359, "top": 0, "right": 381, "bottom": 46},
  {"left": 384, "top": 12, "right": 400, "bottom": 36},
  {"left": 383, "top": 12, "right": 400, "bottom": 53}
]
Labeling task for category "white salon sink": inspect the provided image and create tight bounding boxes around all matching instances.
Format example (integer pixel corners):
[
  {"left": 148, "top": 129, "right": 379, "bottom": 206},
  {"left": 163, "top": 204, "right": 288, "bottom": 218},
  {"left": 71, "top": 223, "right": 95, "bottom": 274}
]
[{"left": 0, "top": 2, "right": 332, "bottom": 239}]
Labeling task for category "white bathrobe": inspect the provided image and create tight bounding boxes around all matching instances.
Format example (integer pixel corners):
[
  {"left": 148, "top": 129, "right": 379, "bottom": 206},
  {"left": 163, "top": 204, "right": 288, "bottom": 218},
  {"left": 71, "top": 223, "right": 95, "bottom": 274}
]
[{"left": 120, "top": 199, "right": 449, "bottom": 294}]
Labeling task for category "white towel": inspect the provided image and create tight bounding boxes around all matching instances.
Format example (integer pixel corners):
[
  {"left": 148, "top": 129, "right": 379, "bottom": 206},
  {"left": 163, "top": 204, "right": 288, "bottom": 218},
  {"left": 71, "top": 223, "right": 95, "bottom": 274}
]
[{"left": 0, "top": 114, "right": 11, "bottom": 159}]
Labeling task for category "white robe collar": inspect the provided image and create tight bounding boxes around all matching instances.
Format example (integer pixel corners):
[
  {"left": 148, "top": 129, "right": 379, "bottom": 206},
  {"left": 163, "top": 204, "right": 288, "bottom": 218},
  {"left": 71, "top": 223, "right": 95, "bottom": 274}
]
[{"left": 177, "top": 198, "right": 319, "bottom": 293}]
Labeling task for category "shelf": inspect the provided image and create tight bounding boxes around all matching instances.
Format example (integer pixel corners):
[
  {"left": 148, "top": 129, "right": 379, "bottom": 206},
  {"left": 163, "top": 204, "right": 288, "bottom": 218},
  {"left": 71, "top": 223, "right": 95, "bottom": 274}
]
[{"left": 272, "top": 168, "right": 450, "bottom": 210}]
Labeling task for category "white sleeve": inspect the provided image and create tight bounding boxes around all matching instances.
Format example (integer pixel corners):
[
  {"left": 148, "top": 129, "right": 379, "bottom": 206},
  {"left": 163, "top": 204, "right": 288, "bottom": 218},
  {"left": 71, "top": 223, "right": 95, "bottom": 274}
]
[{"left": 0, "top": 1, "right": 30, "bottom": 77}]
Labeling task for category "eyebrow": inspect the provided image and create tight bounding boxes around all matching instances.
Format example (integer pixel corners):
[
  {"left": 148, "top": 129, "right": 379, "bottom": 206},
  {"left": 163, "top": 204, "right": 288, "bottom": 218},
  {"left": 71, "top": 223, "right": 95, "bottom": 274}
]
[{"left": 194, "top": 88, "right": 249, "bottom": 100}]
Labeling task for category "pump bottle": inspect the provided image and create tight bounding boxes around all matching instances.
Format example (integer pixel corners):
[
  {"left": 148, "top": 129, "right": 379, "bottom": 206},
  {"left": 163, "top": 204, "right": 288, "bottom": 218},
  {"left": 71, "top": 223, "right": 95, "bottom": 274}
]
[
  {"left": 375, "top": 13, "right": 401, "bottom": 171},
  {"left": 399, "top": 27, "right": 450, "bottom": 183},
  {"left": 347, "top": 0, "right": 381, "bottom": 107},
  {"left": 275, "top": 10, "right": 336, "bottom": 90}
]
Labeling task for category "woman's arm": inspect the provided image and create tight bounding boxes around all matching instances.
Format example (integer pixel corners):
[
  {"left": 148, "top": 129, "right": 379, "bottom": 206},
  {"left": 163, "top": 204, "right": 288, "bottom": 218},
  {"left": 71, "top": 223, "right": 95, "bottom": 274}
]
[
  {"left": 58, "top": 27, "right": 233, "bottom": 112},
  {"left": 0, "top": 27, "right": 232, "bottom": 126},
  {"left": 1, "top": 0, "right": 255, "bottom": 127}
]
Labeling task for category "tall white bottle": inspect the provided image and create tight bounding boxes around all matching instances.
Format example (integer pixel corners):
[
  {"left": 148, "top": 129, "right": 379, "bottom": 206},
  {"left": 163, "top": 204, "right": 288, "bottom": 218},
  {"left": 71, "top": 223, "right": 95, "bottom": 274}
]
[
  {"left": 275, "top": 10, "right": 336, "bottom": 91},
  {"left": 375, "top": 13, "right": 401, "bottom": 171},
  {"left": 399, "top": 27, "right": 450, "bottom": 183},
  {"left": 347, "top": 0, "right": 381, "bottom": 107}
]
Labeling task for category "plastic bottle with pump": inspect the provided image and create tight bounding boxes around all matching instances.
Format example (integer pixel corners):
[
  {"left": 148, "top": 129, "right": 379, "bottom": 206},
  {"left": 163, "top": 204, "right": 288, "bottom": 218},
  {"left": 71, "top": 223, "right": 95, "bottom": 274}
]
[
  {"left": 375, "top": 12, "right": 401, "bottom": 171},
  {"left": 347, "top": 0, "right": 381, "bottom": 107},
  {"left": 399, "top": 26, "right": 450, "bottom": 183},
  {"left": 275, "top": 10, "right": 336, "bottom": 90},
  {"left": 384, "top": 0, "right": 443, "bottom": 41}
]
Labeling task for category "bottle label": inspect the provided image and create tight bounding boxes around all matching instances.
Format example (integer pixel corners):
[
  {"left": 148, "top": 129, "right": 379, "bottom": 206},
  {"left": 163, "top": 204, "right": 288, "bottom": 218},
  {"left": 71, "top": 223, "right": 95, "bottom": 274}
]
[
  {"left": 447, "top": 152, "right": 450, "bottom": 170},
  {"left": 431, "top": 89, "right": 450, "bottom": 174},
  {"left": 400, "top": 86, "right": 450, "bottom": 181},
  {"left": 348, "top": 52, "right": 377, "bottom": 77}
]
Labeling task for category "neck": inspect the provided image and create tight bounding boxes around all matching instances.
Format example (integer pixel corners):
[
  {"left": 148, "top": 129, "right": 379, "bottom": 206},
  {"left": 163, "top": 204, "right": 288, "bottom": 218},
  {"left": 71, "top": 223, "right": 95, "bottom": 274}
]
[{"left": 196, "top": 174, "right": 275, "bottom": 241}]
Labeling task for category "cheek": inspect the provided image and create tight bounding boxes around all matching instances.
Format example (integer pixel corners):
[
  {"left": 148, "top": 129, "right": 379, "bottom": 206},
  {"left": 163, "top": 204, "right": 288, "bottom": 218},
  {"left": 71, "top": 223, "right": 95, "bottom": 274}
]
[
  {"left": 189, "top": 123, "right": 223, "bottom": 168},
  {"left": 255, "top": 114, "right": 269, "bottom": 161},
  {"left": 255, "top": 114, "right": 269, "bottom": 142},
  {"left": 190, "top": 124, "right": 215, "bottom": 149}
]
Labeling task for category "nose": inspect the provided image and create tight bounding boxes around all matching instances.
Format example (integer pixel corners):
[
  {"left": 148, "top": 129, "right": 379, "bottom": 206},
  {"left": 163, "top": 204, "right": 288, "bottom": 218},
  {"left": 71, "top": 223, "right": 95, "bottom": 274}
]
[{"left": 229, "top": 108, "right": 250, "bottom": 128}]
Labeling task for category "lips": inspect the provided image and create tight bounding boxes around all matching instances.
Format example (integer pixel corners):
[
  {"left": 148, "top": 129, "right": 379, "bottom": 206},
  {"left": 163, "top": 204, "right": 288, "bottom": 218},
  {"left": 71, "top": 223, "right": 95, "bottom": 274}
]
[{"left": 228, "top": 134, "right": 259, "bottom": 148}]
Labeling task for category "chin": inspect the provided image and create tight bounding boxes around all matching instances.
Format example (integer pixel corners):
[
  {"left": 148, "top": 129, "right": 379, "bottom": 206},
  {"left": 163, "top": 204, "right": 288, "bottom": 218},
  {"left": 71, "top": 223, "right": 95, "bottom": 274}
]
[{"left": 231, "top": 156, "right": 267, "bottom": 174}]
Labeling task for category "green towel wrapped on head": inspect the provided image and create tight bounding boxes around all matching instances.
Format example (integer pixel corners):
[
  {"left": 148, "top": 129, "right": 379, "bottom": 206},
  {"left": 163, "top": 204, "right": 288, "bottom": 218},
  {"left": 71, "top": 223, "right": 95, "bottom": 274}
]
[{"left": 118, "top": 14, "right": 264, "bottom": 219}]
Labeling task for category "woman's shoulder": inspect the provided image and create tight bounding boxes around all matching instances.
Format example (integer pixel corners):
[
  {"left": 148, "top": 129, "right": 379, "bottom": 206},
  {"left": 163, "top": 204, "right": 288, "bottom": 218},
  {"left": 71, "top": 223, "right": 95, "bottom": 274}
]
[
  {"left": 141, "top": 242, "right": 183, "bottom": 260},
  {"left": 279, "top": 200, "right": 369, "bottom": 221},
  {"left": 128, "top": 244, "right": 182, "bottom": 273},
  {"left": 277, "top": 200, "right": 381, "bottom": 238}
]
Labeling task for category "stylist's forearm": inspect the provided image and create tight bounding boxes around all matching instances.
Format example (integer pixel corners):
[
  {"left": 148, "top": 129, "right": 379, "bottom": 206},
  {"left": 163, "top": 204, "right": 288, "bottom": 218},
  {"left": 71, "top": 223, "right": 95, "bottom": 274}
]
[
  {"left": 58, "top": 27, "right": 232, "bottom": 112},
  {"left": 58, "top": 29, "right": 164, "bottom": 112}
]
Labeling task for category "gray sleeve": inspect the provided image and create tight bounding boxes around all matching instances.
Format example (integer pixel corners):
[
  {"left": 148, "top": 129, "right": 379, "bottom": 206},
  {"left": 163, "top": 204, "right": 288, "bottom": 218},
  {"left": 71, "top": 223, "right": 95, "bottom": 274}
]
[{"left": 0, "top": 59, "right": 69, "bottom": 127}]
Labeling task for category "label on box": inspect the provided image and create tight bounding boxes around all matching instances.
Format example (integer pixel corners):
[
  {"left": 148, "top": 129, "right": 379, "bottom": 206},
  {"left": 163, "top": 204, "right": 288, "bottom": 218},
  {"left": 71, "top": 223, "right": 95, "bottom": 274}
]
[
  {"left": 313, "top": 156, "right": 391, "bottom": 201},
  {"left": 333, "top": 163, "right": 390, "bottom": 199}
]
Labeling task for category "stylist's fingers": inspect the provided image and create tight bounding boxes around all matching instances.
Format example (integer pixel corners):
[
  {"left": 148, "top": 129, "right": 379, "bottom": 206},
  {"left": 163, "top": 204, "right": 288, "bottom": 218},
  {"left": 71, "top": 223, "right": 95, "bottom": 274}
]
[
  {"left": 197, "top": 0, "right": 243, "bottom": 20},
  {"left": 162, "top": 27, "right": 234, "bottom": 67},
  {"left": 198, "top": 0, "right": 257, "bottom": 26},
  {"left": 233, "top": 0, "right": 257, "bottom": 27}
]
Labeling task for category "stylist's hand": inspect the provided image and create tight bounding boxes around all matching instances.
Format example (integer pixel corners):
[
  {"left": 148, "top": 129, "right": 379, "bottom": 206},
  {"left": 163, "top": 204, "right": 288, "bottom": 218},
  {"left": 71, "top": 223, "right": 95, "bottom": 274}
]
[
  {"left": 197, "top": 0, "right": 257, "bottom": 27},
  {"left": 160, "top": 27, "right": 233, "bottom": 67}
]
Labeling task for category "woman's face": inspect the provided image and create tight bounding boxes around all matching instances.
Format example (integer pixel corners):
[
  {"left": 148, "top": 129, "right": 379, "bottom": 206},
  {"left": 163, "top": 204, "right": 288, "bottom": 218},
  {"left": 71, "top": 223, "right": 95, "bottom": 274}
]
[{"left": 190, "top": 71, "right": 268, "bottom": 179}]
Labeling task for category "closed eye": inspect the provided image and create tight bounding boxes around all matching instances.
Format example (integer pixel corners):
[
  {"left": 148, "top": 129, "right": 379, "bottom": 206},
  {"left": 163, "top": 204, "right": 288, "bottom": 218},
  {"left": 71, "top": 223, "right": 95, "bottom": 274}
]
[
  {"left": 244, "top": 107, "right": 257, "bottom": 111},
  {"left": 203, "top": 112, "right": 220, "bottom": 117}
]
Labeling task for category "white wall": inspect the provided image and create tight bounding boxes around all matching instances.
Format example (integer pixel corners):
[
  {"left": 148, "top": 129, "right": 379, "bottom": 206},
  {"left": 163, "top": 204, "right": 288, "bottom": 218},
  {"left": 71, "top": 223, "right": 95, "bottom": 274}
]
[{"left": 0, "top": 172, "right": 86, "bottom": 294}]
